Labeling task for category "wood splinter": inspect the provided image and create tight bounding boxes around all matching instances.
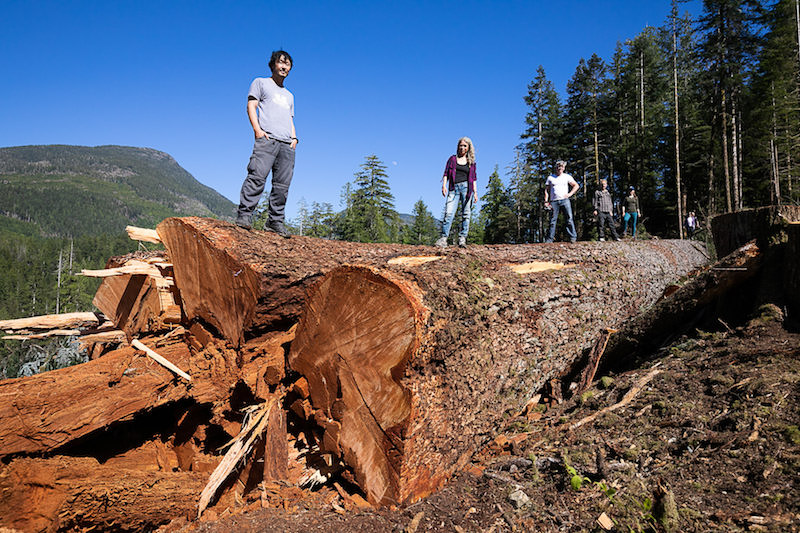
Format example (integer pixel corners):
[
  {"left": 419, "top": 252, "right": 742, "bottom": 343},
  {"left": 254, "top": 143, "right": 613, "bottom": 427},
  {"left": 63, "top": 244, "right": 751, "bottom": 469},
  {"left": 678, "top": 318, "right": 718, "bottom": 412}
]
[
  {"left": 131, "top": 339, "right": 192, "bottom": 381},
  {"left": 126, "top": 225, "right": 162, "bottom": 244}
]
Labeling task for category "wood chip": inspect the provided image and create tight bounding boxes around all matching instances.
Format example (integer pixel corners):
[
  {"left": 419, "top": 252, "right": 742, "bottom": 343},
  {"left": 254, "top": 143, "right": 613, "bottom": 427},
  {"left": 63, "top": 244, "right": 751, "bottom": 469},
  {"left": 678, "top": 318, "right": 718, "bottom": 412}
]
[
  {"left": 597, "top": 512, "right": 614, "bottom": 530},
  {"left": 406, "top": 511, "right": 425, "bottom": 533}
]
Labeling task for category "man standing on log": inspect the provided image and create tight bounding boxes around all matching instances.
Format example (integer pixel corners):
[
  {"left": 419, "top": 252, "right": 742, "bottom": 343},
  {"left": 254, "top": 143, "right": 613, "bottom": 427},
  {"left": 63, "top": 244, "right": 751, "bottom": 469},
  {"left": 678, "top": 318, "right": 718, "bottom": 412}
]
[
  {"left": 544, "top": 160, "right": 580, "bottom": 243},
  {"left": 235, "top": 50, "right": 297, "bottom": 238},
  {"left": 593, "top": 179, "right": 620, "bottom": 242}
]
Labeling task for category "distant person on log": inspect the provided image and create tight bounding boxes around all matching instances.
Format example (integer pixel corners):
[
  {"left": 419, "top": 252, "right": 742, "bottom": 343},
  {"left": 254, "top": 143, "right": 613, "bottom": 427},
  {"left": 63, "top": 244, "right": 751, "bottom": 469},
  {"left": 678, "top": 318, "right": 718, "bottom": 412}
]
[
  {"left": 544, "top": 160, "right": 580, "bottom": 243},
  {"left": 686, "top": 211, "right": 698, "bottom": 238},
  {"left": 234, "top": 50, "right": 297, "bottom": 238},
  {"left": 622, "top": 186, "right": 641, "bottom": 239},
  {"left": 593, "top": 179, "right": 620, "bottom": 242},
  {"left": 435, "top": 137, "right": 478, "bottom": 248}
]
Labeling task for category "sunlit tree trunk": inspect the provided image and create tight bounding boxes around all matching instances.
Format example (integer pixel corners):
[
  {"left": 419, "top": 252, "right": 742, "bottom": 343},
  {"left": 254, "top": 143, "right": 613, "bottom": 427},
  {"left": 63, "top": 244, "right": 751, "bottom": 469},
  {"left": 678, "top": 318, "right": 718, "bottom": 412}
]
[
  {"left": 731, "top": 96, "right": 741, "bottom": 210},
  {"left": 672, "top": 18, "right": 684, "bottom": 238},
  {"left": 721, "top": 88, "right": 732, "bottom": 212}
]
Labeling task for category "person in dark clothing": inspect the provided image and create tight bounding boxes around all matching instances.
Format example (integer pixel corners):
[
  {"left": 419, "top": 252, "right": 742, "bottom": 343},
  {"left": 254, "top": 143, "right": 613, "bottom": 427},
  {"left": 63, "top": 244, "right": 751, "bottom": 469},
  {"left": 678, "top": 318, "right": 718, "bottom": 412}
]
[
  {"left": 622, "top": 186, "right": 641, "bottom": 239},
  {"left": 592, "top": 179, "right": 620, "bottom": 241}
]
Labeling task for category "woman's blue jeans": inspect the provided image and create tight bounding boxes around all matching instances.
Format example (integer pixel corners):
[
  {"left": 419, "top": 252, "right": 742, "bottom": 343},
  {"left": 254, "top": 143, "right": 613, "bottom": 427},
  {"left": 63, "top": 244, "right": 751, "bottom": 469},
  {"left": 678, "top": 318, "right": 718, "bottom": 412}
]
[
  {"left": 441, "top": 182, "right": 472, "bottom": 238},
  {"left": 623, "top": 212, "right": 639, "bottom": 236}
]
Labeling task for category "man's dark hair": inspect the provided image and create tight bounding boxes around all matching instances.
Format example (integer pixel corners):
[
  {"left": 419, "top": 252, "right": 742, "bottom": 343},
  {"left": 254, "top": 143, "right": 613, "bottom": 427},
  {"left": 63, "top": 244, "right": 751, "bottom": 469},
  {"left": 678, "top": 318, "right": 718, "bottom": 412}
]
[{"left": 269, "top": 50, "right": 293, "bottom": 71}]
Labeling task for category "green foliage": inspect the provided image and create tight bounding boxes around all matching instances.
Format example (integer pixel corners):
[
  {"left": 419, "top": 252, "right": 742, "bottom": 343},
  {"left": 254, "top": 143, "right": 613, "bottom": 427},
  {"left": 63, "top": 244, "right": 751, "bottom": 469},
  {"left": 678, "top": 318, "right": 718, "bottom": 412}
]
[
  {"left": 0, "top": 145, "right": 235, "bottom": 237},
  {"left": 481, "top": 166, "right": 515, "bottom": 244},
  {"left": 404, "top": 199, "right": 438, "bottom": 245},
  {"left": 337, "top": 155, "right": 399, "bottom": 243}
]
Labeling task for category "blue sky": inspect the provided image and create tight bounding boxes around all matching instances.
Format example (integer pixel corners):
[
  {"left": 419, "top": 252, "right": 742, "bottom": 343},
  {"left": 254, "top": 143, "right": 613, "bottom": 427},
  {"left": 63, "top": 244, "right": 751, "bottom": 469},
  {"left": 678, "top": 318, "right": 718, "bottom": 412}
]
[{"left": 1, "top": 1, "right": 699, "bottom": 221}]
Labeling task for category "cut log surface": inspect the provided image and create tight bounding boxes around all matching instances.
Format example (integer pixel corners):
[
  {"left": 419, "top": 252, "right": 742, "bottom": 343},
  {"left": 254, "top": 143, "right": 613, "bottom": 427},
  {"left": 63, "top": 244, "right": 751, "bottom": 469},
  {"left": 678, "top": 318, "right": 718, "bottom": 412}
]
[{"left": 152, "top": 218, "right": 709, "bottom": 506}]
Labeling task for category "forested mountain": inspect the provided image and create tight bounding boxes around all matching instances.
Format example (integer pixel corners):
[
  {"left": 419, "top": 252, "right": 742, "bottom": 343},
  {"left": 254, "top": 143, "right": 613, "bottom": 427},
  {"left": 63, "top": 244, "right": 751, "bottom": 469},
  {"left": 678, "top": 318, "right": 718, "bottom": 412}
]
[
  {"left": 0, "top": 145, "right": 237, "bottom": 375},
  {"left": 0, "top": 145, "right": 234, "bottom": 237}
]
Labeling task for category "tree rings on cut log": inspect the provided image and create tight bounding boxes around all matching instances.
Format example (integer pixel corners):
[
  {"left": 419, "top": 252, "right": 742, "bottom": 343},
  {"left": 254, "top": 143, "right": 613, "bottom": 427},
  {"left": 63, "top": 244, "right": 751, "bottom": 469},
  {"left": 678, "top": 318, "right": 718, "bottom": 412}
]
[{"left": 289, "top": 266, "right": 428, "bottom": 506}]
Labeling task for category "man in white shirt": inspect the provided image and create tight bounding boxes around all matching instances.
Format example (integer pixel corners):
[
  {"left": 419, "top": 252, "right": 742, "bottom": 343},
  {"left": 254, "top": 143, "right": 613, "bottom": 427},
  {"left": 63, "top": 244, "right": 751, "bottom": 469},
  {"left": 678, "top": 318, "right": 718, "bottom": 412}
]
[{"left": 544, "top": 160, "right": 580, "bottom": 243}]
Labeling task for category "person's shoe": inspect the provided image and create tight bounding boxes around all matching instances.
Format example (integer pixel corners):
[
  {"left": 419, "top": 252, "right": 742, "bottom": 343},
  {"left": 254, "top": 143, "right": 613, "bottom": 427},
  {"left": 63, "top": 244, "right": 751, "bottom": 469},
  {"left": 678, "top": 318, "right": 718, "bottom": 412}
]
[
  {"left": 614, "top": 237, "right": 621, "bottom": 241},
  {"left": 599, "top": 237, "right": 605, "bottom": 242},
  {"left": 266, "top": 221, "right": 291, "bottom": 238},
  {"left": 570, "top": 239, "right": 577, "bottom": 243},
  {"left": 458, "top": 236, "right": 467, "bottom": 248},
  {"left": 235, "top": 219, "right": 252, "bottom": 230},
  {"left": 435, "top": 236, "right": 448, "bottom": 248}
]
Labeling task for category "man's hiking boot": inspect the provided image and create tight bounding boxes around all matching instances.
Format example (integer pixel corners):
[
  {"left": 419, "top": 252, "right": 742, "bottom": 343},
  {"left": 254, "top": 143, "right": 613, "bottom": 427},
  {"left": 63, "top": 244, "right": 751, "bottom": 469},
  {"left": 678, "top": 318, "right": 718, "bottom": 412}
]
[
  {"left": 267, "top": 221, "right": 291, "bottom": 238},
  {"left": 235, "top": 220, "right": 252, "bottom": 230},
  {"left": 435, "top": 236, "right": 448, "bottom": 248},
  {"left": 458, "top": 236, "right": 467, "bottom": 248}
]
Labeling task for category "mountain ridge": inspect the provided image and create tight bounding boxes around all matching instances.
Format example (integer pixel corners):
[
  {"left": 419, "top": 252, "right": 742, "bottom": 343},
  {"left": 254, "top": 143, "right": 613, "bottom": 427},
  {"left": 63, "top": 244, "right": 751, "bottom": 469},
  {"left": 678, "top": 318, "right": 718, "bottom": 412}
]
[{"left": 0, "top": 144, "right": 235, "bottom": 237}]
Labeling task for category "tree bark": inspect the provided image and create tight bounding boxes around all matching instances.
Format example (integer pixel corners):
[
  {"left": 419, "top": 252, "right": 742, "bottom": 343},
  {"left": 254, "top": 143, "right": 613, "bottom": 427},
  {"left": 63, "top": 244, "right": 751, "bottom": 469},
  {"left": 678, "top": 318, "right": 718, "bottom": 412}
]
[{"left": 0, "top": 456, "right": 206, "bottom": 532}]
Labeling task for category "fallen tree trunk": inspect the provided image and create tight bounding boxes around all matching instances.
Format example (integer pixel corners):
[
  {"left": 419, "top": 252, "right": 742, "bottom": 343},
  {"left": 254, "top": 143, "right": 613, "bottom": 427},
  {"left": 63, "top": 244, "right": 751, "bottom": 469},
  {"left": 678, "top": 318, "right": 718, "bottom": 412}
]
[
  {"left": 0, "top": 456, "right": 206, "bottom": 532},
  {"left": 600, "top": 241, "right": 762, "bottom": 369},
  {"left": 0, "top": 336, "right": 195, "bottom": 456},
  {"left": 283, "top": 248, "right": 709, "bottom": 505},
  {"left": 0, "top": 217, "right": 709, "bottom": 514}
]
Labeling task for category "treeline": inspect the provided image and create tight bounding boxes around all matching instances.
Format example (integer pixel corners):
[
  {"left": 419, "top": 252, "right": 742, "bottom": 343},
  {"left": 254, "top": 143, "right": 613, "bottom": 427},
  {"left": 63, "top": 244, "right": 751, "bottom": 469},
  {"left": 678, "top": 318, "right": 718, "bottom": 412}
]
[
  {"left": 512, "top": 0, "right": 800, "bottom": 241},
  {"left": 281, "top": 0, "right": 800, "bottom": 245},
  {"left": 0, "top": 227, "right": 140, "bottom": 378}
]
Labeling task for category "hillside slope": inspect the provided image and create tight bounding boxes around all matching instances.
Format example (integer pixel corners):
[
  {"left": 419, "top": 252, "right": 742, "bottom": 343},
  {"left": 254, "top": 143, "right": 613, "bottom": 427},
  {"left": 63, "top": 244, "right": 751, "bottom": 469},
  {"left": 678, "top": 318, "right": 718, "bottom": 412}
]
[{"left": 0, "top": 145, "right": 235, "bottom": 237}]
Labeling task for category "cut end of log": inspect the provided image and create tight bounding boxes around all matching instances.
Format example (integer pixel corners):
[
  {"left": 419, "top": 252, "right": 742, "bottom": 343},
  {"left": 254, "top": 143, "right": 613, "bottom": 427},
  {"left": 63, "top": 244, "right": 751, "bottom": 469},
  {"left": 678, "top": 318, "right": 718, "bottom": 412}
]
[{"left": 289, "top": 265, "right": 427, "bottom": 506}]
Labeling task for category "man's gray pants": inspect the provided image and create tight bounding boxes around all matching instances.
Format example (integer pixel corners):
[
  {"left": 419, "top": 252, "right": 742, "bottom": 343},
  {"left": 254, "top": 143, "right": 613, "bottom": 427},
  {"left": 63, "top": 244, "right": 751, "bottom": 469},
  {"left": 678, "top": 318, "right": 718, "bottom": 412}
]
[{"left": 236, "top": 137, "right": 295, "bottom": 225}]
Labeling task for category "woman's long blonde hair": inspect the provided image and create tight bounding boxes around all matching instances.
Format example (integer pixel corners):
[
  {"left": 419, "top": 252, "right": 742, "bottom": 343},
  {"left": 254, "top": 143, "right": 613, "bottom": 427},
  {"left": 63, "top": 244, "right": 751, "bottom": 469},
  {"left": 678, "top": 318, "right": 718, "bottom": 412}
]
[{"left": 458, "top": 137, "right": 476, "bottom": 166}]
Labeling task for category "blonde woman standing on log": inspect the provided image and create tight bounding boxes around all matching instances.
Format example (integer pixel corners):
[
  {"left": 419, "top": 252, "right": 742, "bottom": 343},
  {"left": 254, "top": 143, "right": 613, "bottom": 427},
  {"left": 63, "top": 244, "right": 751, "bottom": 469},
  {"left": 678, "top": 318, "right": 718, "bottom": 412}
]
[{"left": 435, "top": 137, "right": 477, "bottom": 248}]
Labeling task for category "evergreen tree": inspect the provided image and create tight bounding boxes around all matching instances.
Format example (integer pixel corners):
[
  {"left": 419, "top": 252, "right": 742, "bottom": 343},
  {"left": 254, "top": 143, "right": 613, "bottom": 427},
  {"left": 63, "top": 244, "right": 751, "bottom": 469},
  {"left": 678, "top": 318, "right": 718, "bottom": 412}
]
[
  {"left": 481, "top": 166, "right": 515, "bottom": 244},
  {"left": 340, "top": 155, "right": 398, "bottom": 243},
  {"left": 697, "top": 0, "right": 762, "bottom": 212},
  {"left": 405, "top": 199, "right": 438, "bottom": 245},
  {"left": 521, "top": 66, "right": 563, "bottom": 242},
  {"left": 747, "top": 0, "right": 800, "bottom": 206}
]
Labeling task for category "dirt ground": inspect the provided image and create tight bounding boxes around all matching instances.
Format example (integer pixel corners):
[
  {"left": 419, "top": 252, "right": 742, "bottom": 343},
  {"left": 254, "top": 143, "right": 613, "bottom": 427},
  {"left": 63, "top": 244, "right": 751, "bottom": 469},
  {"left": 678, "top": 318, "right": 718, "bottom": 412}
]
[{"left": 159, "top": 304, "right": 800, "bottom": 533}]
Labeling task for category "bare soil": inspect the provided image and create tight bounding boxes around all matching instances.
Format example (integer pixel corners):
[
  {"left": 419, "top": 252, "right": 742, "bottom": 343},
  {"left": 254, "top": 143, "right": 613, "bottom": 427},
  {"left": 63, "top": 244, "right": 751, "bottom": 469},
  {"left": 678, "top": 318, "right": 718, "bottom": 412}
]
[{"left": 162, "top": 306, "right": 800, "bottom": 532}]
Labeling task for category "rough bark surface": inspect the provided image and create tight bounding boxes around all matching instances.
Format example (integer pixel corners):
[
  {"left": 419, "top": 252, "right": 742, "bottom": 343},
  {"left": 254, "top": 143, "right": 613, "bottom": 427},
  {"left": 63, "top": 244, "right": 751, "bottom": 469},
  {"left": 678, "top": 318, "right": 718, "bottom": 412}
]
[{"left": 0, "top": 456, "right": 206, "bottom": 532}]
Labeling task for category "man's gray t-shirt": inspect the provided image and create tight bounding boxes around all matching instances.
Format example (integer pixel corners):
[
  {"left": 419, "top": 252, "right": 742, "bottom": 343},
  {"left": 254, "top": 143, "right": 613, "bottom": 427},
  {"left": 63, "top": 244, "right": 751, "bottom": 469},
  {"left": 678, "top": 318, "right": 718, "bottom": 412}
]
[{"left": 249, "top": 77, "right": 294, "bottom": 142}]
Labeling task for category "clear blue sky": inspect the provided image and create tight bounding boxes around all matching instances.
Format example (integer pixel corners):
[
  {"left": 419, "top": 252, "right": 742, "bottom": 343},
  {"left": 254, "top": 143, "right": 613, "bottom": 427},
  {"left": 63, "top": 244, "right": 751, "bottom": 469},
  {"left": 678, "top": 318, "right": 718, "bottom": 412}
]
[{"left": 1, "top": 0, "right": 699, "bottom": 221}]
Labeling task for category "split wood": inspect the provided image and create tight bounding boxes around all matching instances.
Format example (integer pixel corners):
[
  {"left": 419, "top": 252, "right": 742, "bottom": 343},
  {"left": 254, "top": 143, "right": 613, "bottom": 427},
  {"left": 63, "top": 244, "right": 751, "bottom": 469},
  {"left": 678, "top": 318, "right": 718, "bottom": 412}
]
[
  {"left": 131, "top": 339, "right": 192, "bottom": 381},
  {"left": 574, "top": 328, "right": 616, "bottom": 397},
  {"left": 0, "top": 311, "right": 104, "bottom": 332},
  {"left": 198, "top": 395, "right": 281, "bottom": 517},
  {"left": 569, "top": 367, "right": 662, "bottom": 431},
  {"left": 79, "top": 261, "right": 162, "bottom": 278},
  {"left": 126, "top": 225, "right": 162, "bottom": 244}
]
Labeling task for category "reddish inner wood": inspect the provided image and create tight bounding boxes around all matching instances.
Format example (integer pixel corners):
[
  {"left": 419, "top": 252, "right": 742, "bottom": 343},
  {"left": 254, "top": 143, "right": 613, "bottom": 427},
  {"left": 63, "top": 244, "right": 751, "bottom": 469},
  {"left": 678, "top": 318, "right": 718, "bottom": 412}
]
[{"left": 289, "top": 266, "right": 418, "bottom": 505}]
